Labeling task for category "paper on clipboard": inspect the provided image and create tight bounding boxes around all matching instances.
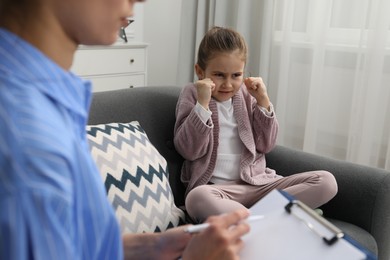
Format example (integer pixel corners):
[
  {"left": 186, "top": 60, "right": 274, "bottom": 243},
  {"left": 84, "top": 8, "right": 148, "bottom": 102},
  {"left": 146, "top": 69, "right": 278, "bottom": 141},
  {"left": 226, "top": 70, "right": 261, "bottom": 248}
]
[{"left": 240, "top": 190, "right": 372, "bottom": 260}]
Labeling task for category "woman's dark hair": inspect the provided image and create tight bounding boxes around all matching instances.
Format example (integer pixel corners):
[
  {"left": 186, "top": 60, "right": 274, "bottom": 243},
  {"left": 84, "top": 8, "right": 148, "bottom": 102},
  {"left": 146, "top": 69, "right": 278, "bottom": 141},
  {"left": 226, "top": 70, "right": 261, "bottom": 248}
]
[
  {"left": 0, "top": 0, "right": 37, "bottom": 26},
  {"left": 196, "top": 26, "right": 248, "bottom": 70}
]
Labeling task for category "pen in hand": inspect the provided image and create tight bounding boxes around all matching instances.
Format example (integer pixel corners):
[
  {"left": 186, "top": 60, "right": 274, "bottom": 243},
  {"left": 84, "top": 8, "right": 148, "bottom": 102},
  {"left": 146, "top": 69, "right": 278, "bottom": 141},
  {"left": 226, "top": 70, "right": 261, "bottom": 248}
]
[{"left": 185, "top": 215, "right": 265, "bottom": 234}]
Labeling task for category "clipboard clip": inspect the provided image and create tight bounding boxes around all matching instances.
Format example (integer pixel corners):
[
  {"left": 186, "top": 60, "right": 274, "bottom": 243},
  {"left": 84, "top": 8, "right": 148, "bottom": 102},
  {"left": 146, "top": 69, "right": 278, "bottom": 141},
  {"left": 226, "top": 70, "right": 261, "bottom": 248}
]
[{"left": 285, "top": 200, "right": 344, "bottom": 245}]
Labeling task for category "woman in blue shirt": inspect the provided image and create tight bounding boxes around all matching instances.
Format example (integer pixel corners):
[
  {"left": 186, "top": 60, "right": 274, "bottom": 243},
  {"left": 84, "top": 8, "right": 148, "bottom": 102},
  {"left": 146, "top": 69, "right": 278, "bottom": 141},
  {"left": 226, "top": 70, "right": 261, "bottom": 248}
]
[{"left": 0, "top": 0, "right": 250, "bottom": 259}]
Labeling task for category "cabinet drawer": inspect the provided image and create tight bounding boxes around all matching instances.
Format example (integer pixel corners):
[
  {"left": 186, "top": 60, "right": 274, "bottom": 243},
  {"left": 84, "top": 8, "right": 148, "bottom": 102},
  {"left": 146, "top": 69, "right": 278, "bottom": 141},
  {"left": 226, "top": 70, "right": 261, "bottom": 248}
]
[
  {"left": 86, "top": 74, "right": 145, "bottom": 92},
  {"left": 72, "top": 48, "right": 145, "bottom": 76}
]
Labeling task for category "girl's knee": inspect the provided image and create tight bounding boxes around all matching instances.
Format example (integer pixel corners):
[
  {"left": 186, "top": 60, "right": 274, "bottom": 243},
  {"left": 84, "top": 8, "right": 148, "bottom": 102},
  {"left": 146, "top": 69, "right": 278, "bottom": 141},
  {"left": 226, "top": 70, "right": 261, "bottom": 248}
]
[
  {"left": 318, "top": 170, "right": 338, "bottom": 199},
  {"left": 186, "top": 186, "right": 209, "bottom": 207},
  {"left": 185, "top": 185, "right": 221, "bottom": 222}
]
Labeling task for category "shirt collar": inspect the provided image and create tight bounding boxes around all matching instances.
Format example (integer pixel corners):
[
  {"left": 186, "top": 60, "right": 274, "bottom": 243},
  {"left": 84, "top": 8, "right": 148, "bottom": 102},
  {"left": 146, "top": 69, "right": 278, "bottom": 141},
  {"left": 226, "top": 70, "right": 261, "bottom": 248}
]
[{"left": 0, "top": 28, "right": 92, "bottom": 119}]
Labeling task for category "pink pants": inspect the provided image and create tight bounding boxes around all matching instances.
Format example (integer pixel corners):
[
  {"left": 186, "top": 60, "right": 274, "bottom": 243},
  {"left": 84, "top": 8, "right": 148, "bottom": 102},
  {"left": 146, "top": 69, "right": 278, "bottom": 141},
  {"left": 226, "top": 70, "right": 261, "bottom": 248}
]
[{"left": 185, "top": 171, "right": 338, "bottom": 222}]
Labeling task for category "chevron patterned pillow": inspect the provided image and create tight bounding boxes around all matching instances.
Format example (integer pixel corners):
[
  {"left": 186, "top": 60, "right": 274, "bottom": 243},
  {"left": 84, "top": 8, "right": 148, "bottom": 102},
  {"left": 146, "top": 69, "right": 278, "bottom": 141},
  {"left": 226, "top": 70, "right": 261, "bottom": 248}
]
[{"left": 86, "top": 121, "right": 185, "bottom": 234}]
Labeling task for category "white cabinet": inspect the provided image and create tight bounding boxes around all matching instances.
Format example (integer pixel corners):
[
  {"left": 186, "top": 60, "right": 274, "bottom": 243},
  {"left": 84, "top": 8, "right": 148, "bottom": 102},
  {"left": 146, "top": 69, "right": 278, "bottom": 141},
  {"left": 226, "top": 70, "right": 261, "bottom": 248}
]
[
  {"left": 71, "top": 4, "right": 147, "bottom": 92},
  {"left": 71, "top": 43, "right": 148, "bottom": 92}
]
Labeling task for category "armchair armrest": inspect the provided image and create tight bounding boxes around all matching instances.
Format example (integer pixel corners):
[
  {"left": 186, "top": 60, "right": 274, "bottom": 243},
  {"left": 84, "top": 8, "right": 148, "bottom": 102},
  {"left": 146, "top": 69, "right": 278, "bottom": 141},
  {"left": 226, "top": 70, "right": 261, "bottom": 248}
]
[{"left": 266, "top": 145, "right": 390, "bottom": 260}]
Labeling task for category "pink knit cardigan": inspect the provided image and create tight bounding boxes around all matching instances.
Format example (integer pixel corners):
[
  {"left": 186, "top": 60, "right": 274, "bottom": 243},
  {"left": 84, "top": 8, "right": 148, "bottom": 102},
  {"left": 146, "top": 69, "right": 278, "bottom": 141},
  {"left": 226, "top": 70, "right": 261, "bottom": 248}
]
[{"left": 174, "top": 83, "right": 281, "bottom": 196}]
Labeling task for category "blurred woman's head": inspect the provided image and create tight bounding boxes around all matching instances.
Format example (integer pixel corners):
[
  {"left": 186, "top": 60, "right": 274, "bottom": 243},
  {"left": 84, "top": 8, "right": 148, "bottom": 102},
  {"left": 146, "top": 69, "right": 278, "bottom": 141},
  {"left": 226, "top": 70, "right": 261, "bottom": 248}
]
[{"left": 0, "top": 0, "right": 143, "bottom": 46}]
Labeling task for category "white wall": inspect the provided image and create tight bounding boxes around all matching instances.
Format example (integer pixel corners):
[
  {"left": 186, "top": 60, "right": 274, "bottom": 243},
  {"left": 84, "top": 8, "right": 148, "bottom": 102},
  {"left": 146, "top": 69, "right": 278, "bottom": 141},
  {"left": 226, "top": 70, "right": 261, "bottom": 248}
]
[
  {"left": 143, "top": 0, "right": 183, "bottom": 86},
  {"left": 129, "top": 4, "right": 144, "bottom": 42}
]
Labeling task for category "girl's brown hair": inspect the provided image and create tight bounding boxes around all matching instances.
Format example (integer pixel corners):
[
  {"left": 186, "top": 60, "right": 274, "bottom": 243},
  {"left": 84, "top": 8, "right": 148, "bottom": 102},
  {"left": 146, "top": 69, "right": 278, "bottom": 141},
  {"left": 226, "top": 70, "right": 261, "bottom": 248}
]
[{"left": 196, "top": 26, "right": 248, "bottom": 70}]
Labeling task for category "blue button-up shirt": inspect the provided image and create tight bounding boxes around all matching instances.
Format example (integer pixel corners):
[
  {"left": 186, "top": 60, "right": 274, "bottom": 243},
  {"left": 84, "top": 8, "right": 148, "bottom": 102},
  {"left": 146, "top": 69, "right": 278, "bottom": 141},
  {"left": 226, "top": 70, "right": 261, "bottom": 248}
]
[{"left": 0, "top": 29, "right": 122, "bottom": 259}]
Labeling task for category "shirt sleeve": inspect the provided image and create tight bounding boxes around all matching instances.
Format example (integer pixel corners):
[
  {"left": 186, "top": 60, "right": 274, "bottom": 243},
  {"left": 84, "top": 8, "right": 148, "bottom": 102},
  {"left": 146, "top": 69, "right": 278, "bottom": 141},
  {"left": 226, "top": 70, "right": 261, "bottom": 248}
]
[
  {"left": 0, "top": 190, "right": 77, "bottom": 260},
  {"left": 194, "top": 101, "right": 212, "bottom": 124},
  {"left": 258, "top": 103, "right": 275, "bottom": 117},
  {"left": 0, "top": 111, "right": 77, "bottom": 260}
]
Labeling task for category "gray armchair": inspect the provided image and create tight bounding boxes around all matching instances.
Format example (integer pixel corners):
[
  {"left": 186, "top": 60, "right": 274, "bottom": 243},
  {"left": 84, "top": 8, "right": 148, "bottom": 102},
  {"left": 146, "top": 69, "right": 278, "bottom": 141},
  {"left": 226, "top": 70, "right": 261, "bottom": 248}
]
[{"left": 89, "top": 86, "right": 390, "bottom": 260}]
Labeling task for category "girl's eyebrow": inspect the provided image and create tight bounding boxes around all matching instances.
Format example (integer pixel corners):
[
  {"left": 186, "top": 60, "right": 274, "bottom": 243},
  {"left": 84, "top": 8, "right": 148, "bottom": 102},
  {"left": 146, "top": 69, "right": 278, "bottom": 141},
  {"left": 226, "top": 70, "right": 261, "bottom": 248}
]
[{"left": 212, "top": 71, "right": 243, "bottom": 74}]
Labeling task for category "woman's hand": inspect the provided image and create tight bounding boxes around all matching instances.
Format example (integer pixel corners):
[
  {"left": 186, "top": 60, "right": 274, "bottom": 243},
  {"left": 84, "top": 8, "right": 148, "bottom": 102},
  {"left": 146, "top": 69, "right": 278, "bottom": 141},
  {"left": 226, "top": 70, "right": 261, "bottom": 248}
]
[
  {"left": 122, "top": 226, "right": 192, "bottom": 260},
  {"left": 182, "top": 209, "right": 250, "bottom": 260},
  {"left": 122, "top": 209, "right": 250, "bottom": 260}
]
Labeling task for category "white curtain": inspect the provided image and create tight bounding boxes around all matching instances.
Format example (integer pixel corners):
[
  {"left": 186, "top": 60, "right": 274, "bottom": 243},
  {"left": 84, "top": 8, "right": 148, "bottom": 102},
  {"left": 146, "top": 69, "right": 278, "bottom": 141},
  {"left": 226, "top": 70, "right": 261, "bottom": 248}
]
[{"left": 178, "top": 0, "right": 390, "bottom": 170}]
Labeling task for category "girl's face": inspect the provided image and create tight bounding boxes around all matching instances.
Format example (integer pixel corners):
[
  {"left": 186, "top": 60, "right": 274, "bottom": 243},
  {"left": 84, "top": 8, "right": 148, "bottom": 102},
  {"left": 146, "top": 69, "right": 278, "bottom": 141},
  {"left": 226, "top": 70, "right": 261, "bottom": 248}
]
[
  {"left": 53, "top": 0, "right": 143, "bottom": 45},
  {"left": 196, "top": 49, "right": 245, "bottom": 102}
]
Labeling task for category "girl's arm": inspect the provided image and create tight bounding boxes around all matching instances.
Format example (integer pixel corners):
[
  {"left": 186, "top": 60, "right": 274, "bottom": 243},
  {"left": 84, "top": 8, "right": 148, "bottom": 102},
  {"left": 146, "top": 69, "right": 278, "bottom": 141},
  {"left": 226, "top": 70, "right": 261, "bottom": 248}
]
[
  {"left": 243, "top": 77, "right": 278, "bottom": 153},
  {"left": 252, "top": 100, "right": 279, "bottom": 153},
  {"left": 174, "top": 85, "right": 213, "bottom": 161}
]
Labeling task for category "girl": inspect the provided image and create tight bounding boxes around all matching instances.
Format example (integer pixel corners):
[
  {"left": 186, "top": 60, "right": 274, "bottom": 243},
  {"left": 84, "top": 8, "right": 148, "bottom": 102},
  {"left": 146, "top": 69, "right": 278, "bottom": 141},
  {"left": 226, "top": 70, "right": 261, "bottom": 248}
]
[{"left": 174, "top": 26, "right": 338, "bottom": 222}]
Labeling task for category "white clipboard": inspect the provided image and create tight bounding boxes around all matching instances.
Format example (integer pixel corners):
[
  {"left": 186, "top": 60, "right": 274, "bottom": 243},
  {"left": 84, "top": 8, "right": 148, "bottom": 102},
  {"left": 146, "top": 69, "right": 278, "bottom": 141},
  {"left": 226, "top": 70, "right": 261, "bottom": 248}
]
[{"left": 240, "top": 190, "right": 377, "bottom": 260}]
